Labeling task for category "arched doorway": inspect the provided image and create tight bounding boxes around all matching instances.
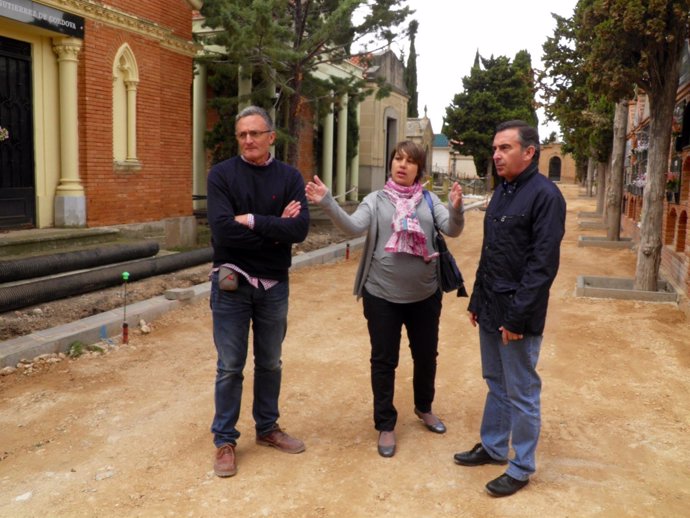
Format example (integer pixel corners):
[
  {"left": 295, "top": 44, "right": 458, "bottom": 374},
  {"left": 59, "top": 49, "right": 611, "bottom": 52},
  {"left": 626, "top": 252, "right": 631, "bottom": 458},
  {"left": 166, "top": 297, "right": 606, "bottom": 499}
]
[{"left": 548, "top": 156, "right": 562, "bottom": 182}]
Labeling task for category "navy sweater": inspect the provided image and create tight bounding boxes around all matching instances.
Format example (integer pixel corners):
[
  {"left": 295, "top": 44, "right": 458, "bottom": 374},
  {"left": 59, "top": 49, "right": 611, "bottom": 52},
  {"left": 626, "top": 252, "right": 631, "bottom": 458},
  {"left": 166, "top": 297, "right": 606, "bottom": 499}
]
[{"left": 207, "top": 156, "right": 309, "bottom": 281}]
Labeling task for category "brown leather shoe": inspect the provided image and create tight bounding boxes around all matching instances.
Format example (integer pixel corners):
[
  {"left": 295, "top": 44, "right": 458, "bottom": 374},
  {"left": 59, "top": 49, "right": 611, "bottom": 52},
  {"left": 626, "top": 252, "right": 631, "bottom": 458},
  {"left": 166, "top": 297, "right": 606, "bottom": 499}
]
[
  {"left": 256, "top": 427, "right": 305, "bottom": 454},
  {"left": 213, "top": 443, "right": 237, "bottom": 477}
]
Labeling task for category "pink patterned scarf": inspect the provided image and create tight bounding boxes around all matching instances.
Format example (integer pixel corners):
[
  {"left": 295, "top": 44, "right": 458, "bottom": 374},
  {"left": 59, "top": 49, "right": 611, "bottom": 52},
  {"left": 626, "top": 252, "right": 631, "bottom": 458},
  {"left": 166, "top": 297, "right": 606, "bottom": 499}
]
[{"left": 383, "top": 179, "right": 438, "bottom": 262}]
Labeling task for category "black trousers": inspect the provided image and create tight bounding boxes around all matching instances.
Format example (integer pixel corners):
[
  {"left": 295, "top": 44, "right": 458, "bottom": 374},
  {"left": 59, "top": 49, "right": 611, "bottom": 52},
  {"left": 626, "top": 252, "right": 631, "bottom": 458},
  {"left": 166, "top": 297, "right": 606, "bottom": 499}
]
[{"left": 362, "top": 287, "right": 442, "bottom": 431}]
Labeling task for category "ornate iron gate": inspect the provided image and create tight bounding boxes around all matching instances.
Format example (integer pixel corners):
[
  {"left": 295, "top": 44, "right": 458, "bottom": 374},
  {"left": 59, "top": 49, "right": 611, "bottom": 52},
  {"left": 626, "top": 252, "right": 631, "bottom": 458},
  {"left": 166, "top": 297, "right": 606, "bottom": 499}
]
[{"left": 0, "top": 35, "right": 35, "bottom": 229}]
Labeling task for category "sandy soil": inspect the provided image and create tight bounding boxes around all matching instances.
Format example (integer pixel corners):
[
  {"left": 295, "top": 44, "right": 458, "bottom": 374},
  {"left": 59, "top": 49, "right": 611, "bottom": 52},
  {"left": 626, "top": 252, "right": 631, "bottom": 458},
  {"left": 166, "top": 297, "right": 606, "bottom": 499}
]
[{"left": 0, "top": 184, "right": 689, "bottom": 517}]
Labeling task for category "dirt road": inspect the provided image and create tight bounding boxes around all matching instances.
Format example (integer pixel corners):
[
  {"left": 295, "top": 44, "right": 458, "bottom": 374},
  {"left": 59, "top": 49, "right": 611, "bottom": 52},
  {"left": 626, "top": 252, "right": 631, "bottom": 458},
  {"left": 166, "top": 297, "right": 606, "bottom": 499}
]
[{"left": 1, "top": 184, "right": 688, "bottom": 517}]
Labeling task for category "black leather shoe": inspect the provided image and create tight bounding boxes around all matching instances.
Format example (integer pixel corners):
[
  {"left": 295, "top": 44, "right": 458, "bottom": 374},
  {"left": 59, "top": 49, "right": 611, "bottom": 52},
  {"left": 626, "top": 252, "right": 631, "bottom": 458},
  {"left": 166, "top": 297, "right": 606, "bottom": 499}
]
[
  {"left": 453, "top": 443, "right": 507, "bottom": 466},
  {"left": 485, "top": 473, "right": 529, "bottom": 497},
  {"left": 414, "top": 408, "right": 447, "bottom": 434},
  {"left": 377, "top": 431, "right": 396, "bottom": 458}
]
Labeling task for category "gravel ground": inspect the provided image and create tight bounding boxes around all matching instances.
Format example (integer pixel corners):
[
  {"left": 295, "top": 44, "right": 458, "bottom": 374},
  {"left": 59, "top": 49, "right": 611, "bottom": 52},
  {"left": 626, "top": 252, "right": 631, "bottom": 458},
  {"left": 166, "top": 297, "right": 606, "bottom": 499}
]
[{"left": 0, "top": 184, "right": 688, "bottom": 517}]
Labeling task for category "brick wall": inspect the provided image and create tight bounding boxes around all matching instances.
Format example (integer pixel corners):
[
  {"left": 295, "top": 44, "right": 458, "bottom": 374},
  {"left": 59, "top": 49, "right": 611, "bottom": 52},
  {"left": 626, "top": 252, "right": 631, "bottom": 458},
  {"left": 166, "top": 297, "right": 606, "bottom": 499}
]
[
  {"left": 160, "top": 50, "right": 194, "bottom": 217},
  {"left": 104, "top": 1, "right": 193, "bottom": 40},
  {"left": 78, "top": 2, "right": 194, "bottom": 226}
]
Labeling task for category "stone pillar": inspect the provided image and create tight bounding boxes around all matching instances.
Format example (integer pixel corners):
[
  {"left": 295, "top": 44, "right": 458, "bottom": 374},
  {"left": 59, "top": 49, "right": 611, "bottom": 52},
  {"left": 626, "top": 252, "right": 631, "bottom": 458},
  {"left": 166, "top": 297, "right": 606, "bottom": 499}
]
[
  {"left": 192, "top": 61, "right": 207, "bottom": 211},
  {"left": 335, "top": 93, "right": 348, "bottom": 199},
  {"left": 348, "top": 101, "right": 360, "bottom": 201},
  {"left": 125, "top": 80, "right": 138, "bottom": 161},
  {"left": 321, "top": 96, "right": 334, "bottom": 189},
  {"left": 52, "top": 37, "right": 85, "bottom": 227}
]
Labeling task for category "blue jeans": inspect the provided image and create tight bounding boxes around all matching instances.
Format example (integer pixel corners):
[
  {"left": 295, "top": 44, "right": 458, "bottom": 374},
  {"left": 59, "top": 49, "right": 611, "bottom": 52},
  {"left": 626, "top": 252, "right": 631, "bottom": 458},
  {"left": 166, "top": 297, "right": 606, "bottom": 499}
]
[
  {"left": 478, "top": 326, "right": 542, "bottom": 480},
  {"left": 210, "top": 274, "right": 289, "bottom": 447}
]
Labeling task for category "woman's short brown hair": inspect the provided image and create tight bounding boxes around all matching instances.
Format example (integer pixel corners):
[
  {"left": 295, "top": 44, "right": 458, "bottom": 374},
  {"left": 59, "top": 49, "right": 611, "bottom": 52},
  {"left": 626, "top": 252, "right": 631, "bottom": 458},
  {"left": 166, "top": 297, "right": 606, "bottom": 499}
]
[{"left": 388, "top": 140, "right": 426, "bottom": 183}]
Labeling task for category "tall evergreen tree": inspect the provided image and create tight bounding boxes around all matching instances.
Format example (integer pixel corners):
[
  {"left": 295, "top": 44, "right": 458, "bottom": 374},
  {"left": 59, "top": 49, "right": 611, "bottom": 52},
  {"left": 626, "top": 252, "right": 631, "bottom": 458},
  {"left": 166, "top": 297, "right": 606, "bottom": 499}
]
[
  {"left": 472, "top": 49, "right": 480, "bottom": 69},
  {"left": 405, "top": 20, "right": 419, "bottom": 118},
  {"left": 443, "top": 51, "right": 538, "bottom": 183},
  {"left": 540, "top": 12, "right": 613, "bottom": 175},
  {"left": 540, "top": 13, "right": 589, "bottom": 165},
  {"left": 199, "top": 0, "right": 411, "bottom": 166},
  {"left": 576, "top": 0, "right": 690, "bottom": 291}
]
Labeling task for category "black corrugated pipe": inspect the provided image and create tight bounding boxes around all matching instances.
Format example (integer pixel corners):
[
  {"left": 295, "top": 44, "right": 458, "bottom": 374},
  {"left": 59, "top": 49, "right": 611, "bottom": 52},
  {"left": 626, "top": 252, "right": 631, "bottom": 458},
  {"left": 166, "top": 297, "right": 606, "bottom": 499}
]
[
  {"left": 0, "top": 241, "right": 160, "bottom": 283},
  {"left": 0, "top": 247, "right": 213, "bottom": 313}
]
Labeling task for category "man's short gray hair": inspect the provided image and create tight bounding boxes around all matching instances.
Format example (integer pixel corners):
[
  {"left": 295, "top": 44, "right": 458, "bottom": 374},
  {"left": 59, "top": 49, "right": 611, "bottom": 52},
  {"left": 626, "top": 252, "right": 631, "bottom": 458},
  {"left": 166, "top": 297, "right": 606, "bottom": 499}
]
[{"left": 236, "top": 105, "right": 275, "bottom": 131}]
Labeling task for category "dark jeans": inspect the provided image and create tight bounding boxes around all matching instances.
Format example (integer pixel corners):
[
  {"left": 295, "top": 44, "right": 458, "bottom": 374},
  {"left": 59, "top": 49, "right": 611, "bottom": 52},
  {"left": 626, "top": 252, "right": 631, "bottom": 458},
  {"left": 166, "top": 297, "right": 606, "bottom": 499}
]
[
  {"left": 210, "top": 274, "right": 289, "bottom": 447},
  {"left": 362, "top": 287, "right": 442, "bottom": 431}
]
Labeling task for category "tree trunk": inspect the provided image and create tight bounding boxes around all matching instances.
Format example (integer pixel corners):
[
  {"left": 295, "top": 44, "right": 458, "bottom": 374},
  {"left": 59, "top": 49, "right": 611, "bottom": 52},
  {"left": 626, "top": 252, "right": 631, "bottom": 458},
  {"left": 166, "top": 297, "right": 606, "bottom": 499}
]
[
  {"left": 586, "top": 156, "right": 595, "bottom": 198},
  {"left": 607, "top": 101, "right": 628, "bottom": 241},
  {"left": 597, "top": 162, "right": 606, "bottom": 216},
  {"left": 634, "top": 65, "right": 680, "bottom": 291},
  {"left": 286, "top": 71, "right": 304, "bottom": 167},
  {"left": 238, "top": 65, "right": 253, "bottom": 111},
  {"left": 604, "top": 160, "right": 611, "bottom": 221}
]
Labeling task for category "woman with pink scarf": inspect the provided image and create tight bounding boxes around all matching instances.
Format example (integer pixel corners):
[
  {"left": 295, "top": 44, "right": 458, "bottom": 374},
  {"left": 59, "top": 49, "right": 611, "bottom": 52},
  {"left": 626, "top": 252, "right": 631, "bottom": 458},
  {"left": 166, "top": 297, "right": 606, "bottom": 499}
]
[{"left": 306, "top": 140, "right": 464, "bottom": 457}]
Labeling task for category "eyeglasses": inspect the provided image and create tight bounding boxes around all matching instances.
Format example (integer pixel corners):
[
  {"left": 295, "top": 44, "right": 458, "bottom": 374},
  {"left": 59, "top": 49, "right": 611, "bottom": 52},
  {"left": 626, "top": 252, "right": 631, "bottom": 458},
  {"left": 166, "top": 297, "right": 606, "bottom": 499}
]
[{"left": 236, "top": 130, "right": 272, "bottom": 140}]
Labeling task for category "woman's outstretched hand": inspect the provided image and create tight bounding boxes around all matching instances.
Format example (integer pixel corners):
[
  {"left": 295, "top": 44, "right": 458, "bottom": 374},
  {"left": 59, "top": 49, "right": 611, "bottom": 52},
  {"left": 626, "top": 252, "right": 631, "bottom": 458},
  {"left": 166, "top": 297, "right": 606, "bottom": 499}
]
[
  {"left": 305, "top": 175, "right": 329, "bottom": 204},
  {"left": 449, "top": 181, "right": 463, "bottom": 209}
]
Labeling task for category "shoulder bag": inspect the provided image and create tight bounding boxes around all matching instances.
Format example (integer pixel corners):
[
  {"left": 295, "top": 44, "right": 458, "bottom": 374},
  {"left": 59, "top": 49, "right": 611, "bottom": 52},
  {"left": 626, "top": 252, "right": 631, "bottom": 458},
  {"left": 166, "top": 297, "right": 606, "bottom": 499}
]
[{"left": 423, "top": 190, "right": 468, "bottom": 297}]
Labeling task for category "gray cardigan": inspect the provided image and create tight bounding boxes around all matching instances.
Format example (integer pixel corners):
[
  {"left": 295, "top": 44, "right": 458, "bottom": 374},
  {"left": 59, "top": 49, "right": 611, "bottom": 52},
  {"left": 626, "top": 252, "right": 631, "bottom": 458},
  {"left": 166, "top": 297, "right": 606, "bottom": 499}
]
[{"left": 317, "top": 189, "right": 464, "bottom": 299}]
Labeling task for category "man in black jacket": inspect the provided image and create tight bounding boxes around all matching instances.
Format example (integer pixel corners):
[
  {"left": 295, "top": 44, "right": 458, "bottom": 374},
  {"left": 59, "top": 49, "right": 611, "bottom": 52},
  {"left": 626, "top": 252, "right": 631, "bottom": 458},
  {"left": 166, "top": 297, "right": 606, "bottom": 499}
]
[
  {"left": 453, "top": 120, "right": 566, "bottom": 497},
  {"left": 207, "top": 106, "right": 309, "bottom": 478}
]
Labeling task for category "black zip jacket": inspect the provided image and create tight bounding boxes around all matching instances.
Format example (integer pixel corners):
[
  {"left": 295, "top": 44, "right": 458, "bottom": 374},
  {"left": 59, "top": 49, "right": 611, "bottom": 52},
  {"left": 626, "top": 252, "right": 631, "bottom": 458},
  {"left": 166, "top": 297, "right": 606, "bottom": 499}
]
[{"left": 468, "top": 163, "right": 566, "bottom": 335}]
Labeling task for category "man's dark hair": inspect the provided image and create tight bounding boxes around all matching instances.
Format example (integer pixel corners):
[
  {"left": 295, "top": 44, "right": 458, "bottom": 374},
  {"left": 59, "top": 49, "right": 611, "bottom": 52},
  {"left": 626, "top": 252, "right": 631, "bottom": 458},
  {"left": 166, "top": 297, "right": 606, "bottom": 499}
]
[{"left": 496, "top": 120, "right": 540, "bottom": 164}]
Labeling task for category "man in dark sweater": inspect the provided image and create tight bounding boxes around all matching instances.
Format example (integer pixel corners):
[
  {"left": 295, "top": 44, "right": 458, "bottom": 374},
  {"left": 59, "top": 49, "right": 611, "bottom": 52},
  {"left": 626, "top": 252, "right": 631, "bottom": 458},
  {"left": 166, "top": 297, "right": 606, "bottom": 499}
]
[{"left": 207, "top": 106, "right": 309, "bottom": 478}]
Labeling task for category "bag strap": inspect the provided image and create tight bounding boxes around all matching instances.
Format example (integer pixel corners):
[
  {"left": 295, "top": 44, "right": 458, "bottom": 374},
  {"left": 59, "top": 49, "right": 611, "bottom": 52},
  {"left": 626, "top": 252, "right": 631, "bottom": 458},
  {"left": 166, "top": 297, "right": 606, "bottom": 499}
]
[{"left": 422, "top": 190, "right": 441, "bottom": 233}]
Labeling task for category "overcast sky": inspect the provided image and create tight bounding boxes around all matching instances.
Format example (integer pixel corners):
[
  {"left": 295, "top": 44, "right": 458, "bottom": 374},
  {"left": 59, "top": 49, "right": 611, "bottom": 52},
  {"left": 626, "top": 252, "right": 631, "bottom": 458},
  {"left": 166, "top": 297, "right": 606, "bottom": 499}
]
[{"left": 394, "top": 0, "right": 579, "bottom": 139}]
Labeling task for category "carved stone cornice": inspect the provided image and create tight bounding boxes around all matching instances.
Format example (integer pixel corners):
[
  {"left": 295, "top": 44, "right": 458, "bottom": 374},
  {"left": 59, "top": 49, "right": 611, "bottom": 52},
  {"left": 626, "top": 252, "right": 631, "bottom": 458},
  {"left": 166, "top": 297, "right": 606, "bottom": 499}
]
[{"left": 38, "top": 0, "right": 200, "bottom": 57}]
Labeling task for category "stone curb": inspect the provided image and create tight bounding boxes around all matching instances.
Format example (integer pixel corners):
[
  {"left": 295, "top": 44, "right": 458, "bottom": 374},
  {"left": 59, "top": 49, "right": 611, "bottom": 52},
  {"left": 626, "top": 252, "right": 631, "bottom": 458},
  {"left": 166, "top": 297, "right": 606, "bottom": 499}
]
[
  {"left": 577, "top": 236, "right": 633, "bottom": 249},
  {"left": 575, "top": 275, "right": 678, "bottom": 302}
]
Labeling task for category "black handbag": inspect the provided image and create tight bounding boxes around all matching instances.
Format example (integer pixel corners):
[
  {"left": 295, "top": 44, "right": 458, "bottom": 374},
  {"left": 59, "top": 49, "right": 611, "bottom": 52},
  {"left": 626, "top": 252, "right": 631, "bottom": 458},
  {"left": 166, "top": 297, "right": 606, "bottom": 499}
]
[{"left": 423, "top": 191, "right": 468, "bottom": 297}]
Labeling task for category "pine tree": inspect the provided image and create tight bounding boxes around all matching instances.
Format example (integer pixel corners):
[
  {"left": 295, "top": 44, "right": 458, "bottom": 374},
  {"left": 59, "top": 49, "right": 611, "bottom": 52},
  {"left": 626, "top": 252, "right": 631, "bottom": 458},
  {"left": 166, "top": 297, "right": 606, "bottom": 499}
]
[{"left": 199, "top": 0, "right": 411, "bottom": 166}]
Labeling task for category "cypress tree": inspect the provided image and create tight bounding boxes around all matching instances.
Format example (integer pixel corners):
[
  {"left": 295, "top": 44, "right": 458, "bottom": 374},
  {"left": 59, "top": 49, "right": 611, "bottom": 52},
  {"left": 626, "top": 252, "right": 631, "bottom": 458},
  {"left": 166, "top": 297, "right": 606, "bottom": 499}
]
[{"left": 405, "top": 20, "right": 419, "bottom": 118}]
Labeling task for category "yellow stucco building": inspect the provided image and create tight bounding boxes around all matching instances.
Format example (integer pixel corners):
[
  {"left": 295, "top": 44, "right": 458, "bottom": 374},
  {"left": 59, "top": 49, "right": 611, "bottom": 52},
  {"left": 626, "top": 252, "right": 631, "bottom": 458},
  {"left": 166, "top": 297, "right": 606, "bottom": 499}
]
[
  {"left": 357, "top": 50, "right": 408, "bottom": 194},
  {"left": 539, "top": 143, "right": 576, "bottom": 183}
]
